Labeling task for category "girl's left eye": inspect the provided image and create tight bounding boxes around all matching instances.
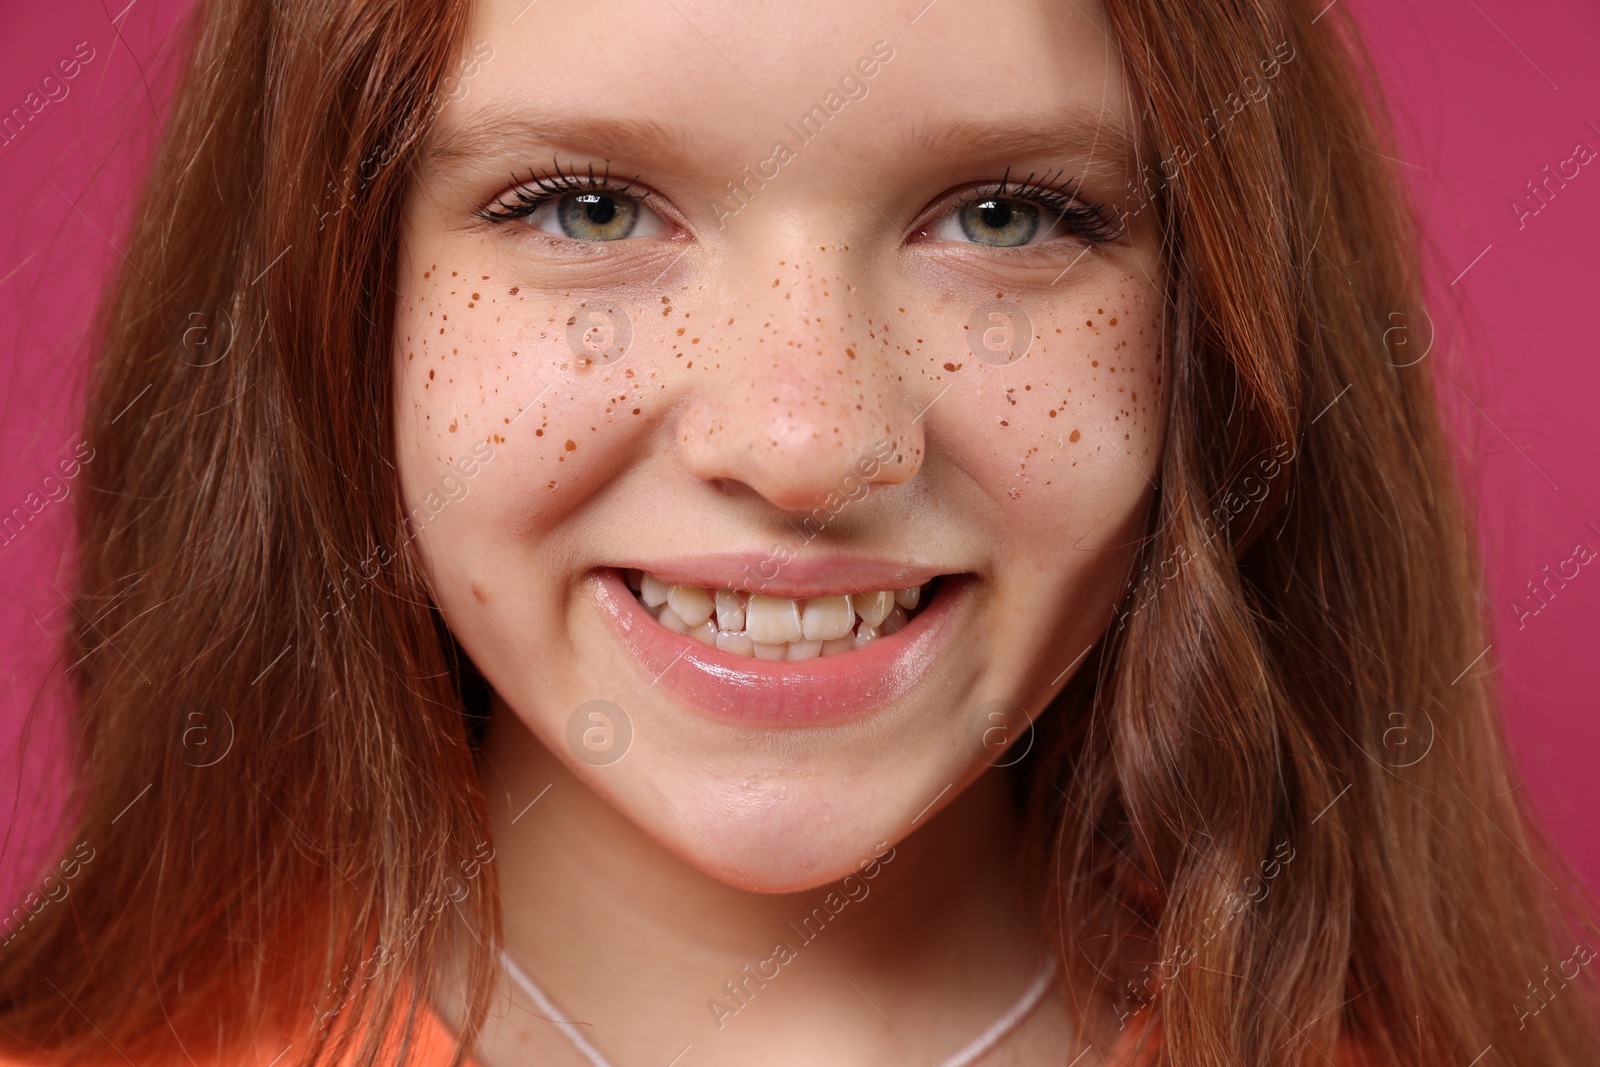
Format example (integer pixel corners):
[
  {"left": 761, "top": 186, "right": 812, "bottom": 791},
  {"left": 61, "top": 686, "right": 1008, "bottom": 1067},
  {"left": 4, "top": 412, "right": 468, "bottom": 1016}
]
[
  {"left": 948, "top": 197, "right": 1046, "bottom": 247},
  {"left": 478, "top": 165, "right": 670, "bottom": 242},
  {"left": 924, "top": 172, "right": 1122, "bottom": 248}
]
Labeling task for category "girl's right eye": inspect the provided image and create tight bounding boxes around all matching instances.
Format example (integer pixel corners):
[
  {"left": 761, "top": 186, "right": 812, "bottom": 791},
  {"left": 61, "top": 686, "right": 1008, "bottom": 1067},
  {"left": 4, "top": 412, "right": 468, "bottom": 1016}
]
[{"left": 477, "top": 163, "right": 671, "bottom": 243}]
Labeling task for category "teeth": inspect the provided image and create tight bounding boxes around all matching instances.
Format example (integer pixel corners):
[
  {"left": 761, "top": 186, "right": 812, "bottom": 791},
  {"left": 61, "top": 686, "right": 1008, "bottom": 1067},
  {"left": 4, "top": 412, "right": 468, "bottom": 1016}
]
[
  {"left": 667, "top": 584, "right": 715, "bottom": 627},
  {"left": 640, "top": 573, "right": 671, "bottom": 609},
  {"left": 853, "top": 590, "right": 893, "bottom": 628},
  {"left": 746, "top": 594, "right": 804, "bottom": 645},
  {"left": 625, "top": 569, "right": 940, "bottom": 659},
  {"left": 716, "top": 631, "right": 755, "bottom": 657},
  {"left": 801, "top": 595, "right": 855, "bottom": 642},
  {"left": 714, "top": 589, "right": 745, "bottom": 632}
]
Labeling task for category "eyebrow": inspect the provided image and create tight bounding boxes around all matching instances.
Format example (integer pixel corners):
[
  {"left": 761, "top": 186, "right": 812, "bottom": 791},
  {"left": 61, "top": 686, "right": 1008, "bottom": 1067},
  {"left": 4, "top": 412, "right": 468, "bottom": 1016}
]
[
  {"left": 420, "top": 106, "right": 1141, "bottom": 184},
  {"left": 421, "top": 111, "right": 699, "bottom": 173},
  {"left": 910, "top": 112, "right": 1141, "bottom": 173}
]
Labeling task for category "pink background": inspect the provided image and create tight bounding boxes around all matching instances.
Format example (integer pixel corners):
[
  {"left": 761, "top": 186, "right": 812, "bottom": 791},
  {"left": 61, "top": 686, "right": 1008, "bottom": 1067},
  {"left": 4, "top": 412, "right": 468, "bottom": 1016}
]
[{"left": 2, "top": 0, "right": 1598, "bottom": 901}]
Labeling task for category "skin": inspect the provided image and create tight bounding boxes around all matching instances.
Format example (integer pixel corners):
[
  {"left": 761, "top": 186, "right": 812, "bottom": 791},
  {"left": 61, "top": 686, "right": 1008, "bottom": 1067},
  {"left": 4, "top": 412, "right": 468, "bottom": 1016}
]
[{"left": 394, "top": 0, "right": 1166, "bottom": 1062}]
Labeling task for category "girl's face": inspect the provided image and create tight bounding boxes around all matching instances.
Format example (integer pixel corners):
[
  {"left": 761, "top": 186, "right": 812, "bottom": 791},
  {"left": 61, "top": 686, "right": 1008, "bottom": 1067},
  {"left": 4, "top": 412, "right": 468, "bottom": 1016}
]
[{"left": 395, "top": 0, "right": 1164, "bottom": 891}]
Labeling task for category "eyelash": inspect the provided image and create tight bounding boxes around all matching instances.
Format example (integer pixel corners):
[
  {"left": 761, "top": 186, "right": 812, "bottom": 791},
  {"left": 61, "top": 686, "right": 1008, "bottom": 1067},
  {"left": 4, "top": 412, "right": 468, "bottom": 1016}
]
[
  {"left": 954, "top": 167, "right": 1124, "bottom": 246},
  {"left": 476, "top": 158, "right": 651, "bottom": 224},
  {"left": 475, "top": 157, "right": 1123, "bottom": 245}
]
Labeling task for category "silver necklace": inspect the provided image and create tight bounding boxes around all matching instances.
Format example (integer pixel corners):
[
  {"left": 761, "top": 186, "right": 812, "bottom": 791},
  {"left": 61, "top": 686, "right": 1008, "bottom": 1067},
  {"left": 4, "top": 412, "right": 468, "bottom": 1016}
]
[{"left": 501, "top": 948, "right": 1059, "bottom": 1067}]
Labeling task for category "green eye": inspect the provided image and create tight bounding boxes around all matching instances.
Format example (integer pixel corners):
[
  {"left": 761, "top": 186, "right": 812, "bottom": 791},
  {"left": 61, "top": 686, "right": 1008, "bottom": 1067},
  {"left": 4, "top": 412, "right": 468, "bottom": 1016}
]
[
  {"left": 555, "top": 192, "right": 640, "bottom": 241},
  {"left": 958, "top": 198, "right": 1040, "bottom": 247}
]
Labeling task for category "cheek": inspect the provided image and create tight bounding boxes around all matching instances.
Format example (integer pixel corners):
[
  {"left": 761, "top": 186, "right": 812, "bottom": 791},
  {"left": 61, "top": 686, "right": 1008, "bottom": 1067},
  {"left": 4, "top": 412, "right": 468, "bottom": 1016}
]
[
  {"left": 392, "top": 265, "right": 666, "bottom": 523},
  {"left": 934, "top": 277, "right": 1166, "bottom": 525}
]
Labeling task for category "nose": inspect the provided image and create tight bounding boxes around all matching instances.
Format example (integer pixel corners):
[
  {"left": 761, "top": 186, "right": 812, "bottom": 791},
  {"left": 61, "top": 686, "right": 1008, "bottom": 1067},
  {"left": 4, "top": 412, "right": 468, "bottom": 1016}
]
[{"left": 673, "top": 260, "right": 924, "bottom": 514}]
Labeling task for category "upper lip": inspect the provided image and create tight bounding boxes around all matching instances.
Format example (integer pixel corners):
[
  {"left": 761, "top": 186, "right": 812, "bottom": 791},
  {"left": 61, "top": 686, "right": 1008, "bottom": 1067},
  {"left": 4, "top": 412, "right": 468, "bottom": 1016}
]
[{"left": 605, "top": 554, "right": 959, "bottom": 598}]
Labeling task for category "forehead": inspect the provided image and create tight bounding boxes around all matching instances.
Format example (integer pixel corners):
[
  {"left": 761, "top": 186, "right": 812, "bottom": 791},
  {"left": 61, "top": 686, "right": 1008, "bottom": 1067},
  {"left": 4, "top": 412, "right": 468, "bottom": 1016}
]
[{"left": 429, "top": 0, "right": 1134, "bottom": 178}]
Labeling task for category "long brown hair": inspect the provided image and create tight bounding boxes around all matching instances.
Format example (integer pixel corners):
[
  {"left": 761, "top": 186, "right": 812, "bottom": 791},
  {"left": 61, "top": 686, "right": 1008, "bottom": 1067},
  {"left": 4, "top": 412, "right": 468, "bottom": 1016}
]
[{"left": 2, "top": 0, "right": 1596, "bottom": 1065}]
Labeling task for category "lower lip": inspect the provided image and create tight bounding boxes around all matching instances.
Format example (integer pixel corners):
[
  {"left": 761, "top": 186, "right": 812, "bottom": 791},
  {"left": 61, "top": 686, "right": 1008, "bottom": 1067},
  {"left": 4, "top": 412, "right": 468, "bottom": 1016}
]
[{"left": 589, "top": 569, "right": 968, "bottom": 727}]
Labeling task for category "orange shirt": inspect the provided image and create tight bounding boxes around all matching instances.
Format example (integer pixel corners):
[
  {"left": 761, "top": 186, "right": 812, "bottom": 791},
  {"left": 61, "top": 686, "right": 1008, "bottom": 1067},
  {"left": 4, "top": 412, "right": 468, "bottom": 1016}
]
[{"left": 0, "top": 1008, "right": 469, "bottom": 1067}]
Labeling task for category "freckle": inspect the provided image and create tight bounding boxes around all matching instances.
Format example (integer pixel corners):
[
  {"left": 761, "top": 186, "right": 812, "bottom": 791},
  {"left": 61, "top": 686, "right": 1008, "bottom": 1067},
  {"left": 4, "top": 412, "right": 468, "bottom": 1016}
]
[
  {"left": 451, "top": 271, "right": 457, "bottom": 276},
  {"left": 423, "top": 271, "right": 431, "bottom": 279},
  {"left": 1092, "top": 360, "right": 1099, "bottom": 367},
  {"left": 1109, "top": 316, "right": 1119, "bottom": 326},
  {"left": 1070, "top": 429, "right": 1082, "bottom": 442},
  {"left": 408, "top": 352, "right": 414, "bottom": 361},
  {"left": 1097, "top": 308, "right": 1104, "bottom": 314}
]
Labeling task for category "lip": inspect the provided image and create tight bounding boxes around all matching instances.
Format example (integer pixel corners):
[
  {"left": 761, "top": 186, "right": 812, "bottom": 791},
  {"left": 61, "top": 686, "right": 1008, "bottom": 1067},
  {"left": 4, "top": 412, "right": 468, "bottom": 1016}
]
[{"left": 589, "top": 565, "right": 969, "bottom": 726}]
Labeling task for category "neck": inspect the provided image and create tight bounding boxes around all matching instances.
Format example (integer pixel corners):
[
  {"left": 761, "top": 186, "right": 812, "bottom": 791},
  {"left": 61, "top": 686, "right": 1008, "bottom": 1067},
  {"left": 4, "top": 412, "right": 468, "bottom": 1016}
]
[{"left": 455, "top": 701, "right": 1071, "bottom": 1066}]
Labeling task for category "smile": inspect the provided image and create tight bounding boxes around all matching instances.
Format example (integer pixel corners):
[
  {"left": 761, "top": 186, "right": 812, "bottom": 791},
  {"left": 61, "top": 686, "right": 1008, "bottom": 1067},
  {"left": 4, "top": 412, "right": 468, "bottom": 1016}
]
[{"left": 589, "top": 561, "right": 968, "bottom": 726}]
